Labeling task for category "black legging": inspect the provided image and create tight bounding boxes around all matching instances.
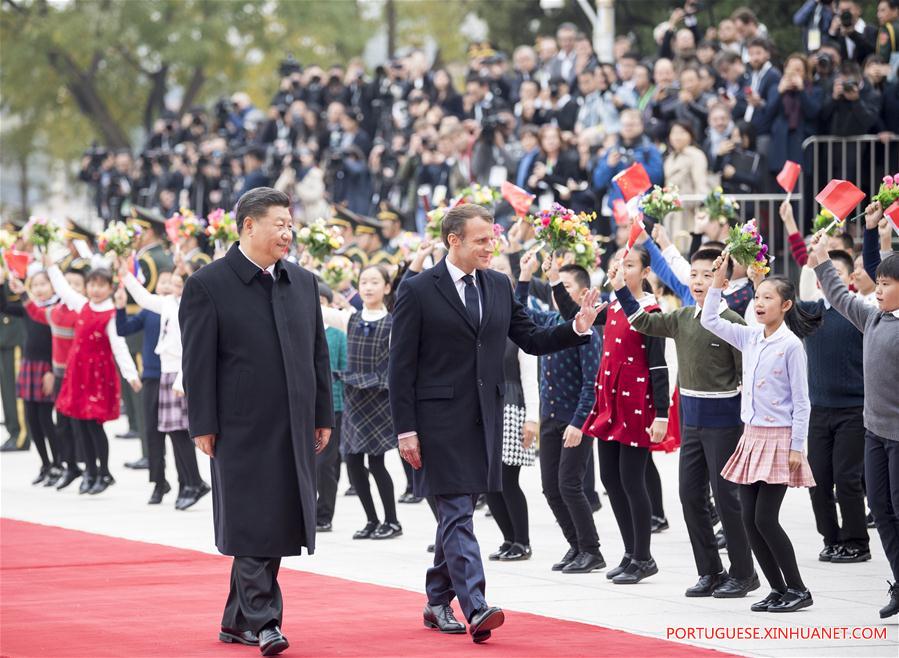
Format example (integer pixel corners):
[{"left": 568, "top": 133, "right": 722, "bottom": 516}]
[
  {"left": 24, "top": 401, "right": 60, "bottom": 468},
  {"left": 486, "top": 464, "right": 530, "bottom": 546},
  {"left": 345, "top": 453, "right": 397, "bottom": 524},
  {"left": 597, "top": 440, "right": 652, "bottom": 561},
  {"left": 51, "top": 376, "right": 78, "bottom": 470},
  {"left": 168, "top": 429, "right": 203, "bottom": 487},
  {"left": 739, "top": 482, "right": 805, "bottom": 591},
  {"left": 646, "top": 454, "right": 665, "bottom": 519},
  {"left": 75, "top": 419, "right": 110, "bottom": 478}
]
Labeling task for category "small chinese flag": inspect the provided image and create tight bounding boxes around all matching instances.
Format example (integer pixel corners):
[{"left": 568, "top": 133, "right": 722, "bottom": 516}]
[
  {"left": 612, "top": 199, "right": 629, "bottom": 226},
  {"left": 815, "top": 179, "right": 866, "bottom": 221},
  {"left": 623, "top": 215, "right": 646, "bottom": 256},
  {"left": 3, "top": 250, "right": 32, "bottom": 279},
  {"left": 501, "top": 181, "right": 535, "bottom": 217},
  {"left": 884, "top": 200, "right": 899, "bottom": 237},
  {"left": 776, "top": 160, "right": 801, "bottom": 194},
  {"left": 612, "top": 163, "right": 652, "bottom": 202}
]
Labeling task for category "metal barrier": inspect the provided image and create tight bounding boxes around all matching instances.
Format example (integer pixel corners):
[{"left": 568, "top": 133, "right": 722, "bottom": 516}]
[{"left": 677, "top": 193, "right": 797, "bottom": 280}]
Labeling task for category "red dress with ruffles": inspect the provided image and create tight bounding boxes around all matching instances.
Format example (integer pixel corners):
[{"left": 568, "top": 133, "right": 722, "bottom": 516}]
[{"left": 56, "top": 306, "right": 121, "bottom": 422}]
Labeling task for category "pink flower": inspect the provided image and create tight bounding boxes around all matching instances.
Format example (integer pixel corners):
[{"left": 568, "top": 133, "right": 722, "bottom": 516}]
[
  {"left": 542, "top": 216, "right": 551, "bottom": 227},
  {"left": 884, "top": 176, "right": 894, "bottom": 187}
]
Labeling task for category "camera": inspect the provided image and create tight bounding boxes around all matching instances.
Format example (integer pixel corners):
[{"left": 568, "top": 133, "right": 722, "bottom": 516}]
[
  {"left": 839, "top": 9, "right": 854, "bottom": 28},
  {"left": 278, "top": 54, "right": 302, "bottom": 78},
  {"left": 617, "top": 146, "right": 636, "bottom": 168},
  {"left": 842, "top": 79, "right": 858, "bottom": 94}
]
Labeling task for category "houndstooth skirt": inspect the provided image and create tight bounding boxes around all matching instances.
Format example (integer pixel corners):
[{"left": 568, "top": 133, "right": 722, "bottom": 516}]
[
  {"left": 157, "top": 371, "right": 188, "bottom": 433},
  {"left": 721, "top": 425, "right": 815, "bottom": 488},
  {"left": 501, "top": 404, "right": 536, "bottom": 467}
]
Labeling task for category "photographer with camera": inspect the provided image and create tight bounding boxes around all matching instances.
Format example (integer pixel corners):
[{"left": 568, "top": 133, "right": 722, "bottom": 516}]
[
  {"left": 828, "top": 0, "right": 878, "bottom": 64},
  {"left": 794, "top": 0, "right": 836, "bottom": 53},
  {"left": 592, "top": 108, "right": 664, "bottom": 209},
  {"left": 820, "top": 60, "right": 880, "bottom": 135}
]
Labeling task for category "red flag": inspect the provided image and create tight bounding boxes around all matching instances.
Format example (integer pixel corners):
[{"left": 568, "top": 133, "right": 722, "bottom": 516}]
[
  {"left": 623, "top": 215, "right": 646, "bottom": 256},
  {"left": 885, "top": 200, "right": 899, "bottom": 237},
  {"left": 612, "top": 199, "right": 629, "bottom": 226},
  {"left": 776, "top": 160, "right": 801, "bottom": 193},
  {"left": 3, "top": 250, "right": 32, "bottom": 279},
  {"left": 612, "top": 163, "right": 652, "bottom": 202},
  {"left": 501, "top": 181, "right": 535, "bottom": 217},
  {"left": 815, "top": 179, "right": 866, "bottom": 221}
]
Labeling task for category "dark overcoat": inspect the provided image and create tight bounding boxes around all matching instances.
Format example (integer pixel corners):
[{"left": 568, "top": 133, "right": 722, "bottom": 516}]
[
  {"left": 179, "top": 244, "right": 333, "bottom": 557},
  {"left": 388, "top": 259, "right": 587, "bottom": 496}
]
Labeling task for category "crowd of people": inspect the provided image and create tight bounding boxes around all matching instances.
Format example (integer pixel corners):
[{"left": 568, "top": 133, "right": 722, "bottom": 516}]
[{"left": 2, "top": 0, "right": 899, "bottom": 639}]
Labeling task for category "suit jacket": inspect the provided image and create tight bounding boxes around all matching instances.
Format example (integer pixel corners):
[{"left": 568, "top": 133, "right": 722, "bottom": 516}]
[
  {"left": 388, "top": 259, "right": 587, "bottom": 496},
  {"left": 179, "top": 244, "right": 333, "bottom": 556}
]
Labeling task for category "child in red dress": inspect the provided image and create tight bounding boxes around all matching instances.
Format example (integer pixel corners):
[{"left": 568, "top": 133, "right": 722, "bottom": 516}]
[
  {"left": 47, "top": 262, "right": 140, "bottom": 495},
  {"left": 582, "top": 246, "right": 670, "bottom": 584}
]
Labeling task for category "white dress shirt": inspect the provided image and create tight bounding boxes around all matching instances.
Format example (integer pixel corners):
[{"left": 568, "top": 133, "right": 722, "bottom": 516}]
[
  {"left": 445, "top": 257, "right": 482, "bottom": 321},
  {"left": 238, "top": 244, "right": 276, "bottom": 275}
]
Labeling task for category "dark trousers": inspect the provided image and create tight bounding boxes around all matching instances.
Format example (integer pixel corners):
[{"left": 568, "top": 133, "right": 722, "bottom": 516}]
[
  {"left": 739, "top": 482, "right": 804, "bottom": 591},
  {"left": 143, "top": 378, "right": 166, "bottom": 484},
  {"left": 0, "top": 346, "right": 26, "bottom": 446},
  {"left": 316, "top": 412, "right": 342, "bottom": 525},
  {"left": 24, "top": 401, "right": 60, "bottom": 468},
  {"left": 583, "top": 449, "right": 600, "bottom": 507},
  {"left": 597, "top": 440, "right": 652, "bottom": 561},
  {"left": 679, "top": 424, "right": 754, "bottom": 579},
  {"left": 52, "top": 376, "right": 77, "bottom": 469},
  {"left": 222, "top": 556, "right": 283, "bottom": 634},
  {"left": 646, "top": 454, "right": 665, "bottom": 519},
  {"left": 539, "top": 418, "right": 599, "bottom": 553},
  {"left": 807, "top": 406, "right": 868, "bottom": 548},
  {"left": 427, "top": 494, "right": 487, "bottom": 621},
  {"left": 865, "top": 431, "right": 899, "bottom": 580},
  {"left": 485, "top": 464, "right": 530, "bottom": 545}
]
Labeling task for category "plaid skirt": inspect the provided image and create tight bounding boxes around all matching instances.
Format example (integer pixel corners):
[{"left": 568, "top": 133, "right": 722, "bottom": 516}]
[
  {"left": 501, "top": 404, "right": 536, "bottom": 467},
  {"left": 721, "top": 425, "right": 816, "bottom": 488},
  {"left": 158, "top": 371, "right": 188, "bottom": 433},
  {"left": 16, "top": 359, "right": 55, "bottom": 403}
]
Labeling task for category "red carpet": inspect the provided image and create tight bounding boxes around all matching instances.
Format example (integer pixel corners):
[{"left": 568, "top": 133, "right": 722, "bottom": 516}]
[{"left": 0, "top": 519, "right": 734, "bottom": 657}]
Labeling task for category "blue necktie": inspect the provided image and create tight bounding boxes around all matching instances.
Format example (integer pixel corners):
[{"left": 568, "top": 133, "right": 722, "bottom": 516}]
[{"left": 462, "top": 274, "right": 480, "bottom": 329}]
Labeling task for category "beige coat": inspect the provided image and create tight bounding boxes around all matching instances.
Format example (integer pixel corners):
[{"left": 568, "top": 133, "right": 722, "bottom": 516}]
[{"left": 663, "top": 145, "right": 710, "bottom": 234}]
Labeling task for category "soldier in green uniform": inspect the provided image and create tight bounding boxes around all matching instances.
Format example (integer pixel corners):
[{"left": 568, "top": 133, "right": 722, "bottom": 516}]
[
  {"left": 179, "top": 226, "right": 212, "bottom": 273},
  {"left": 376, "top": 202, "right": 408, "bottom": 266},
  {"left": 59, "top": 219, "right": 95, "bottom": 276},
  {"left": 120, "top": 207, "right": 174, "bottom": 469},
  {"left": 0, "top": 219, "right": 29, "bottom": 451}
]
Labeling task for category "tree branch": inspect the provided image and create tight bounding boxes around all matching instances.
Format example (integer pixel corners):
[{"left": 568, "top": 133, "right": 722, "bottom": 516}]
[{"left": 178, "top": 65, "right": 206, "bottom": 116}]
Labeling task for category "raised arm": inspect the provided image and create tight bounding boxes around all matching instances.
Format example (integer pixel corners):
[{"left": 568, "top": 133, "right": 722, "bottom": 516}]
[
  {"left": 47, "top": 264, "right": 87, "bottom": 312},
  {"left": 616, "top": 283, "right": 680, "bottom": 338},
  {"left": 123, "top": 272, "right": 165, "bottom": 315},
  {"left": 700, "top": 286, "right": 752, "bottom": 351},
  {"left": 644, "top": 238, "right": 694, "bottom": 304},
  {"left": 814, "top": 259, "right": 873, "bottom": 333},
  {"left": 105, "top": 318, "right": 139, "bottom": 382}
]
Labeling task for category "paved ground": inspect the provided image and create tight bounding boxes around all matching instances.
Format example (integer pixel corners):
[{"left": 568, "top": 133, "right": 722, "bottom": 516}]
[{"left": 1, "top": 416, "right": 897, "bottom": 657}]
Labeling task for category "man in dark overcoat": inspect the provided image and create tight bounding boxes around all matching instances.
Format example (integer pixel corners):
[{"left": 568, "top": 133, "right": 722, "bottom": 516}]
[
  {"left": 180, "top": 187, "right": 333, "bottom": 657},
  {"left": 388, "top": 203, "right": 601, "bottom": 643}
]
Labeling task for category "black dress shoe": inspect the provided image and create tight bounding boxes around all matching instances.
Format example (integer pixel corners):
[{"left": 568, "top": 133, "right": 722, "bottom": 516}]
[
  {"left": 713, "top": 572, "right": 761, "bottom": 598},
  {"left": 316, "top": 521, "right": 332, "bottom": 532},
  {"left": 715, "top": 528, "right": 727, "bottom": 549},
  {"left": 32, "top": 465, "right": 51, "bottom": 486},
  {"left": 423, "top": 603, "right": 466, "bottom": 634},
  {"left": 88, "top": 474, "right": 115, "bottom": 495},
  {"left": 552, "top": 547, "right": 579, "bottom": 571},
  {"left": 469, "top": 606, "right": 504, "bottom": 643},
  {"left": 371, "top": 521, "right": 403, "bottom": 540},
  {"left": 768, "top": 588, "right": 813, "bottom": 612},
  {"left": 499, "top": 542, "right": 532, "bottom": 561},
  {"left": 55, "top": 466, "right": 82, "bottom": 490},
  {"left": 398, "top": 491, "right": 423, "bottom": 504},
  {"left": 685, "top": 570, "right": 727, "bottom": 597},
  {"left": 258, "top": 625, "right": 289, "bottom": 656},
  {"left": 0, "top": 437, "right": 29, "bottom": 452},
  {"left": 605, "top": 554, "right": 632, "bottom": 580},
  {"left": 124, "top": 456, "right": 149, "bottom": 470},
  {"left": 148, "top": 481, "right": 171, "bottom": 505},
  {"left": 43, "top": 466, "right": 63, "bottom": 487},
  {"left": 344, "top": 485, "right": 357, "bottom": 496},
  {"left": 830, "top": 544, "right": 871, "bottom": 563},
  {"left": 115, "top": 429, "right": 140, "bottom": 439},
  {"left": 818, "top": 544, "right": 841, "bottom": 562},
  {"left": 880, "top": 581, "right": 899, "bottom": 618},
  {"left": 78, "top": 475, "right": 95, "bottom": 494},
  {"left": 427, "top": 544, "right": 435, "bottom": 553},
  {"left": 489, "top": 541, "right": 512, "bottom": 561},
  {"left": 562, "top": 550, "right": 606, "bottom": 574},
  {"left": 612, "top": 558, "right": 658, "bottom": 584},
  {"left": 353, "top": 521, "right": 379, "bottom": 539},
  {"left": 650, "top": 515, "right": 669, "bottom": 533},
  {"left": 867, "top": 511, "right": 876, "bottom": 528},
  {"left": 751, "top": 590, "right": 785, "bottom": 612},
  {"left": 177, "top": 482, "right": 211, "bottom": 510},
  {"left": 219, "top": 627, "right": 259, "bottom": 646}
]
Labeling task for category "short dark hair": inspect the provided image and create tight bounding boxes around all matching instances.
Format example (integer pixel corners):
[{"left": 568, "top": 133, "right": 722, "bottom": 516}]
[
  {"left": 829, "top": 250, "right": 855, "bottom": 274},
  {"left": 746, "top": 37, "right": 771, "bottom": 53},
  {"left": 692, "top": 247, "right": 731, "bottom": 277},
  {"left": 832, "top": 232, "right": 855, "bottom": 253},
  {"left": 875, "top": 254, "right": 899, "bottom": 281},
  {"left": 318, "top": 281, "right": 334, "bottom": 303},
  {"left": 440, "top": 203, "right": 493, "bottom": 247},
  {"left": 732, "top": 7, "right": 759, "bottom": 24},
  {"left": 234, "top": 187, "right": 290, "bottom": 233},
  {"left": 86, "top": 268, "right": 114, "bottom": 287},
  {"left": 559, "top": 264, "right": 591, "bottom": 290}
]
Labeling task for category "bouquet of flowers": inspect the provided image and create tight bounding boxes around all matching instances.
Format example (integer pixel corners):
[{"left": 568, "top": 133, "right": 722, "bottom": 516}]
[
  {"left": 491, "top": 223, "right": 506, "bottom": 257},
  {"left": 724, "top": 218, "right": 770, "bottom": 276},
  {"left": 873, "top": 174, "right": 899, "bottom": 207},
  {"left": 453, "top": 184, "right": 501, "bottom": 208},
  {"left": 22, "top": 216, "right": 62, "bottom": 251},
  {"left": 528, "top": 204, "right": 592, "bottom": 253},
  {"left": 296, "top": 218, "right": 344, "bottom": 261},
  {"left": 425, "top": 206, "right": 447, "bottom": 241},
  {"left": 0, "top": 229, "right": 16, "bottom": 252},
  {"left": 205, "top": 208, "right": 239, "bottom": 246},
  {"left": 172, "top": 208, "right": 205, "bottom": 240},
  {"left": 811, "top": 208, "right": 843, "bottom": 236},
  {"left": 570, "top": 235, "right": 604, "bottom": 270},
  {"left": 320, "top": 256, "right": 357, "bottom": 290},
  {"left": 397, "top": 231, "right": 423, "bottom": 259},
  {"left": 702, "top": 187, "right": 739, "bottom": 225},
  {"left": 640, "top": 185, "right": 682, "bottom": 220},
  {"left": 98, "top": 221, "right": 141, "bottom": 257}
]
